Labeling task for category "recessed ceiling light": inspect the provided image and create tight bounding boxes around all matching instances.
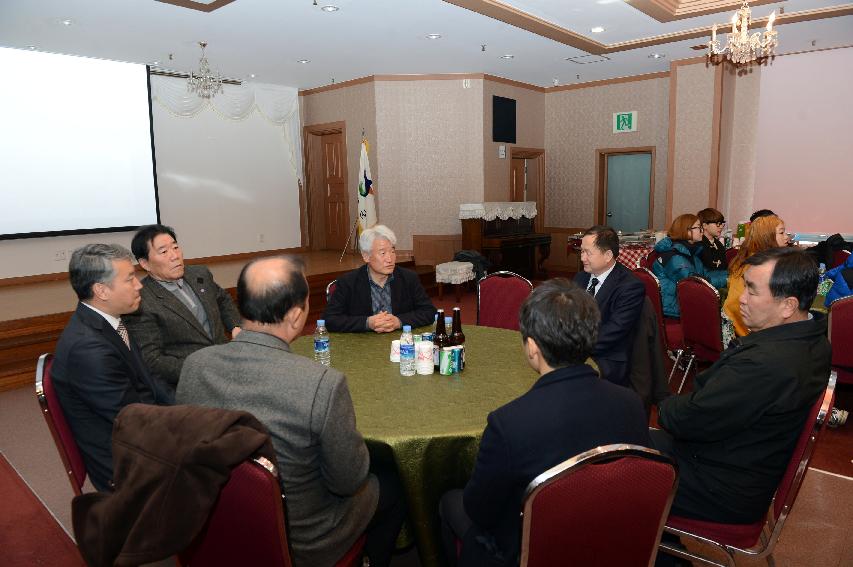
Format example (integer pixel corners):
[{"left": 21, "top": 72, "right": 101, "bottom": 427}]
[
  {"left": 500, "top": 54, "right": 514, "bottom": 60},
  {"left": 426, "top": 33, "right": 442, "bottom": 40},
  {"left": 249, "top": 73, "right": 256, "bottom": 78},
  {"left": 151, "top": 61, "right": 160, "bottom": 66},
  {"left": 590, "top": 26, "right": 605, "bottom": 33},
  {"left": 648, "top": 53, "right": 665, "bottom": 59},
  {"left": 297, "top": 59, "right": 310, "bottom": 64},
  {"left": 27, "top": 45, "right": 38, "bottom": 50},
  {"left": 60, "top": 18, "right": 74, "bottom": 26},
  {"left": 320, "top": 5, "right": 339, "bottom": 12}
]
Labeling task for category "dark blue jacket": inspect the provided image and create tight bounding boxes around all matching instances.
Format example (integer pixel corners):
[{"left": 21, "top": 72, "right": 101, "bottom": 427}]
[
  {"left": 652, "top": 237, "right": 727, "bottom": 318},
  {"left": 825, "top": 253, "right": 853, "bottom": 307}
]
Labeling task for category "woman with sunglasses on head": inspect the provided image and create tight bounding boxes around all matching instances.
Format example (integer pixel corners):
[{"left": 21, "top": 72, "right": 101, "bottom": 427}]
[
  {"left": 652, "top": 213, "right": 728, "bottom": 318},
  {"left": 697, "top": 208, "right": 729, "bottom": 271}
]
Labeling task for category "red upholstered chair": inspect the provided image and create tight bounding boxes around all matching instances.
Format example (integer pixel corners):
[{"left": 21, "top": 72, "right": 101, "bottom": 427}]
[
  {"left": 633, "top": 267, "right": 683, "bottom": 360},
  {"left": 178, "top": 458, "right": 366, "bottom": 567},
  {"left": 477, "top": 271, "right": 532, "bottom": 331},
  {"left": 34, "top": 353, "right": 87, "bottom": 496},
  {"left": 640, "top": 249, "right": 659, "bottom": 270},
  {"left": 326, "top": 279, "right": 337, "bottom": 302},
  {"left": 660, "top": 371, "right": 837, "bottom": 567},
  {"left": 673, "top": 276, "right": 724, "bottom": 394},
  {"left": 831, "top": 249, "right": 851, "bottom": 268},
  {"left": 829, "top": 296, "right": 853, "bottom": 384},
  {"left": 519, "top": 444, "right": 678, "bottom": 567},
  {"left": 725, "top": 246, "right": 739, "bottom": 266}
]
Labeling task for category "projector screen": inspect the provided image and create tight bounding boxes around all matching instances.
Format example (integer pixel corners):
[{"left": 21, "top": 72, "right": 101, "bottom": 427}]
[{"left": 0, "top": 47, "right": 159, "bottom": 240}]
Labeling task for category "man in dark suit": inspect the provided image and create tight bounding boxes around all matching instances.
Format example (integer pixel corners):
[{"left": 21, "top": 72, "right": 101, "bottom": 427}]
[
  {"left": 51, "top": 244, "right": 171, "bottom": 491},
  {"left": 124, "top": 224, "right": 241, "bottom": 392},
  {"left": 573, "top": 225, "right": 645, "bottom": 386},
  {"left": 177, "top": 256, "right": 405, "bottom": 566},
  {"left": 439, "top": 279, "right": 650, "bottom": 566},
  {"left": 323, "top": 224, "right": 436, "bottom": 333}
]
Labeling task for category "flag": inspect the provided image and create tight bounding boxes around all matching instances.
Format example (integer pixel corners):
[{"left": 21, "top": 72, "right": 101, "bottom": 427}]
[{"left": 357, "top": 138, "right": 377, "bottom": 234}]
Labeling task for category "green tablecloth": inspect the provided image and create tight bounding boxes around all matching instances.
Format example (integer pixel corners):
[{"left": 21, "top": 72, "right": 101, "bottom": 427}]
[{"left": 292, "top": 325, "right": 537, "bottom": 567}]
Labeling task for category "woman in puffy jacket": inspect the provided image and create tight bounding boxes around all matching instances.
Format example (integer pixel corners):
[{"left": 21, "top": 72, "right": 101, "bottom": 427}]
[
  {"left": 825, "top": 252, "right": 853, "bottom": 307},
  {"left": 652, "top": 213, "right": 728, "bottom": 318}
]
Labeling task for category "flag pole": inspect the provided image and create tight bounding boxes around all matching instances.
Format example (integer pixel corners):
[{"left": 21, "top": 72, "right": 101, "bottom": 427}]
[{"left": 340, "top": 219, "right": 359, "bottom": 263}]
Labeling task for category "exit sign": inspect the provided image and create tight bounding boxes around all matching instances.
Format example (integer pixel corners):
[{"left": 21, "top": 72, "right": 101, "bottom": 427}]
[{"left": 613, "top": 111, "right": 638, "bottom": 133}]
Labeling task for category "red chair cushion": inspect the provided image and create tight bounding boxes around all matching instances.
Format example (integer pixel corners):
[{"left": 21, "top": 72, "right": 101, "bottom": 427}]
[
  {"left": 664, "top": 318, "right": 683, "bottom": 352},
  {"left": 478, "top": 274, "right": 531, "bottom": 331},
  {"left": 42, "top": 357, "right": 87, "bottom": 490},
  {"left": 834, "top": 366, "right": 853, "bottom": 385},
  {"left": 830, "top": 297, "right": 853, "bottom": 369},
  {"left": 677, "top": 278, "right": 722, "bottom": 362}
]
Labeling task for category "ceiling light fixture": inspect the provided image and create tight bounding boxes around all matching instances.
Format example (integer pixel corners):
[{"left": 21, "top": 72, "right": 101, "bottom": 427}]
[
  {"left": 320, "top": 5, "right": 339, "bottom": 12},
  {"left": 648, "top": 53, "right": 665, "bottom": 59},
  {"left": 590, "top": 26, "right": 605, "bottom": 33},
  {"left": 426, "top": 33, "right": 442, "bottom": 40},
  {"left": 709, "top": 0, "right": 777, "bottom": 65},
  {"left": 500, "top": 54, "right": 514, "bottom": 60},
  {"left": 27, "top": 45, "right": 38, "bottom": 50},
  {"left": 249, "top": 73, "right": 256, "bottom": 79},
  {"left": 297, "top": 59, "right": 310, "bottom": 64},
  {"left": 187, "top": 41, "right": 224, "bottom": 99},
  {"left": 60, "top": 18, "right": 74, "bottom": 26}
]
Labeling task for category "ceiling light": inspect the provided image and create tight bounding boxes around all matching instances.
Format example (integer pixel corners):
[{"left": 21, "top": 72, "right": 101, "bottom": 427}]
[
  {"left": 426, "top": 33, "right": 442, "bottom": 40},
  {"left": 249, "top": 73, "right": 256, "bottom": 78},
  {"left": 320, "top": 5, "right": 339, "bottom": 12},
  {"left": 590, "top": 26, "right": 605, "bottom": 33},
  {"left": 151, "top": 61, "right": 160, "bottom": 66},
  {"left": 648, "top": 53, "right": 665, "bottom": 59},
  {"left": 709, "top": 1, "right": 777, "bottom": 65},
  {"left": 60, "top": 18, "right": 74, "bottom": 26},
  {"left": 297, "top": 59, "right": 310, "bottom": 64},
  {"left": 187, "top": 41, "right": 223, "bottom": 99},
  {"left": 500, "top": 54, "right": 514, "bottom": 60},
  {"left": 27, "top": 45, "right": 38, "bottom": 50}
]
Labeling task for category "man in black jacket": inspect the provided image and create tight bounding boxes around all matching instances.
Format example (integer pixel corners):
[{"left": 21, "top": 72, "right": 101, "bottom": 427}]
[
  {"left": 653, "top": 247, "right": 831, "bottom": 524},
  {"left": 322, "top": 225, "right": 436, "bottom": 333},
  {"left": 439, "top": 279, "right": 650, "bottom": 566},
  {"left": 52, "top": 244, "right": 172, "bottom": 491}
]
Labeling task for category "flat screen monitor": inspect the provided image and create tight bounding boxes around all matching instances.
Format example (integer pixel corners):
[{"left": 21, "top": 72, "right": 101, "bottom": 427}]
[{"left": 492, "top": 95, "right": 517, "bottom": 144}]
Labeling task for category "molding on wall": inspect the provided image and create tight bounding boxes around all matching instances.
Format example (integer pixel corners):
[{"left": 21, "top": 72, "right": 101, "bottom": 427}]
[
  {"left": 708, "top": 64, "right": 724, "bottom": 208},
  {"left": 665, "top": 62, "right": 680, "bottom": 228},
  {"left": 549, "top": 71, "right": 670, "bottom": 93},
  {"left": 625, "top": 0, "right": 779, "bottom": 22},
  {"left": 155, "top": 0, "right": 236, "bottom": 12},
  {"left": 483, "top": 74, "right": 547, "bottom": 93}
]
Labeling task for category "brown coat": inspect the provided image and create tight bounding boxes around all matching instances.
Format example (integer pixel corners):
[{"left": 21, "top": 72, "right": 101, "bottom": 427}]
[{"left": 72, "top": 403, "right": 275, "bottom": 567}]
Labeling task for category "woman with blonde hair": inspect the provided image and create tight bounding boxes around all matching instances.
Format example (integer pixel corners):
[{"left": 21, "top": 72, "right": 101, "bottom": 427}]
[
  {"left": 723, "top": 214, "right": 791, "bottom": 336},
  {"left": 652, "top": 213, "right": 728, "bottom": 318}
]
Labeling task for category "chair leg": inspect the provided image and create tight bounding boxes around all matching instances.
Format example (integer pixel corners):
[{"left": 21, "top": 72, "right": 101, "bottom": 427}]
[
  {"left": 668, "top": 349, "right": 684, "bottom": 384},
  {"left": 677, "top": 352, "right": 695, "bottom": 395}
]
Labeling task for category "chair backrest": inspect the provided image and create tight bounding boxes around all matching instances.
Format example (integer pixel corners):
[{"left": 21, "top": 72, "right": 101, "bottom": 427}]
[
  {"left": 633, "top": 268, "right": 669, "bottom": 352},
  {"left": 725, "top": 246, "right": 739, "bottom": 266},
  {"left": 831, "top": 249, "right": 851, "bottom": 268},
  {"left": 477, "top": 271, "right": 532, "bottom": 331},
  {"left": 770, "top": 371, "right": 836, "bottom": 525},
  {"left": 178, "top": 458, "right": 292, "bottom": 567},
  {"left": 829, "top": 296, "right": 853, "bottom": 369},
  {"left": 34, "top": 353, "right": 87, "bottom": 496},
  {"left": 520, "top": 444, "right": 678, "bottom": 567},
  {"left": 677, "top": 276, "right": 723, "bottom": 361},
  {"left": 326, "top": 279, "right": 337, "bottom": 303},
  {"left": 640, "top": 249, "right": 659, "bottom": 270}
]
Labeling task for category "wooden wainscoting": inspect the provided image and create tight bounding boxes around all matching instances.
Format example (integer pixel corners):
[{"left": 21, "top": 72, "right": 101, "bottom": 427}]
[{"left": 412, "top": 235, "right": 463, "bottom": 266}]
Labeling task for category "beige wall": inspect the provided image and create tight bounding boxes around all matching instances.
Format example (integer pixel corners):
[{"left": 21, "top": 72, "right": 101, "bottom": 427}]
[
  {"left": 482, "top": 80, "right": 545, "bottom": 202},
  {"left": 374, "top": 78, "right": 485, "bottom": 250},
  {"left": 668, "top": 61, "right": 720, "bottom": 222},
  {"left": 300, "top": 80, "right": 378, "bottom": 248},
  {"left": 544, "top": 76, "right": 670, "bottom": 230}
]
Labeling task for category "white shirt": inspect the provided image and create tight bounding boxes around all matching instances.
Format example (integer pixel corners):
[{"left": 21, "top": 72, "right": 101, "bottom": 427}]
[
  {"left": 81, "top": 302, "right": 121, "bottom": 330},
  {"left": 588, "top": 262, "right": 617, "bottom": 295}
]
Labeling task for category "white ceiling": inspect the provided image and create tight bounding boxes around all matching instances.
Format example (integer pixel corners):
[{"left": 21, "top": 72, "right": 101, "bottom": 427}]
[{"left": 1, "top": 0, "right": 851, "bottom": 89}]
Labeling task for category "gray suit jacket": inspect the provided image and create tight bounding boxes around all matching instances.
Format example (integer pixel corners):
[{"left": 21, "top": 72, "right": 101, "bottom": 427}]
[
  {"left": 176, "top": 330, "right": 379, "bottom": 567},
  {"left": 124, "top": 264, "right": 240, "bottom": 391}
]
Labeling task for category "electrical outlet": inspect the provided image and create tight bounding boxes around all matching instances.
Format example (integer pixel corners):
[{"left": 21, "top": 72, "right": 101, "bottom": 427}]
[{"left": 54, "top": 250, "right": 67, "bottom": 262}]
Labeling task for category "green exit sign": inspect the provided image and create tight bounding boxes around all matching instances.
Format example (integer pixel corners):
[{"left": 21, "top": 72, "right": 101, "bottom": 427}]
[{"left": 613, "top": 111, "right": 638, "bottom": 133}]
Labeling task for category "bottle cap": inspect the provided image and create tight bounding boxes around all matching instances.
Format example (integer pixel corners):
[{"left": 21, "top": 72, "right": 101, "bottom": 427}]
[
  {"left": 317, "top": 319, "right": 325, "bottom": 326},
  {"left": 403, "top": 325, "right": 412, "bottom": 332}
]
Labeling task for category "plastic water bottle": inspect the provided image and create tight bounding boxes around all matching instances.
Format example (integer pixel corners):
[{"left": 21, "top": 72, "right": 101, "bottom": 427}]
[
  {"left": 313, "top": 319, "right": 331, "bottom": 366},
  {"left": 399, "top": 325, "right": 416, "bottom": 376}
]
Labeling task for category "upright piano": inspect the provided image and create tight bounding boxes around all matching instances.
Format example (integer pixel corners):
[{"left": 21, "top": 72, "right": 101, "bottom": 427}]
[{"left": 460, "top": 202, "right": 551, "bottom": 280}]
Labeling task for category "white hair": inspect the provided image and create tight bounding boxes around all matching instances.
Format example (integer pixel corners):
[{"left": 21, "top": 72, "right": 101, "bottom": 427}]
[{"left": 359, "top": 225, "right": 397, "bottom": 254}]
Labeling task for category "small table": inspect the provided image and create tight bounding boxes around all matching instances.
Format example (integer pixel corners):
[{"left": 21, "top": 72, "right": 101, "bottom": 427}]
[{"left": 435, "top": 261, "right": 475, "bottom": 301}]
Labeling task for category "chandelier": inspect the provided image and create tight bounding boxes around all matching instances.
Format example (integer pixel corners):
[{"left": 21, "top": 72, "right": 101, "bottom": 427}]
[
  {"left": 187, "top": 41, "right": 224, "bottom": 99},
  {"left": 708, "top": 1, "right": 778, "bottom": 65}
]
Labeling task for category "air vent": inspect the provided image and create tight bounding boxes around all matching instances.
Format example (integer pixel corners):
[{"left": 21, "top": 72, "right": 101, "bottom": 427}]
[{"left": 565, "top": 54, "right": 611, "bottom": 64}]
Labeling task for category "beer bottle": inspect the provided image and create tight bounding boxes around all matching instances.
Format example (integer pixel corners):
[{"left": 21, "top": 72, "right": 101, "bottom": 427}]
[
  {"left": 434, "top": 309, "right": 448, "bottom": 370},
  {"left": 451, "top": 307, "right": 465, "bottom": 370}
]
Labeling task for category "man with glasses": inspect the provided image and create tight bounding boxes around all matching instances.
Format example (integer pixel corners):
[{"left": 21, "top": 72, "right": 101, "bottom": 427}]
[{"left": 573, "top": 225, "right": 645, "bottom": 386}]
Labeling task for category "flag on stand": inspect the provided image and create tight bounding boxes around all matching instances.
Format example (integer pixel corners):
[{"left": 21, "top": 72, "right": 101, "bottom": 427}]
[{"left": 357, "top": 138, "right": 377, "bottom": 234}]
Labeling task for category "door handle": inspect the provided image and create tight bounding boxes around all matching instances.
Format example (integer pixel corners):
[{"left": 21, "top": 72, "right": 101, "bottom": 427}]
[{"left": 606, "top": 211, "right": 613, "bottom": 217}]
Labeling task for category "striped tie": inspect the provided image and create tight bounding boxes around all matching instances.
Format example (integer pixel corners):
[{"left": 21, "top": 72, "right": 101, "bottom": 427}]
[
  {"left": 587, "top": 277, "right": 599, "bottom": 296},
  {"left": 116, "top": 319, "right": 131, "bottom": 350}
]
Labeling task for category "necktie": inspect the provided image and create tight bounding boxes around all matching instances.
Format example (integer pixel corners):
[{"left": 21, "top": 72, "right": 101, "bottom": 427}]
[
  {"left": 587, "top": 277, "right": 599, "bottom": 296},
  {"left": 116, "top": 319, "right": 131, "bottom": 350}
]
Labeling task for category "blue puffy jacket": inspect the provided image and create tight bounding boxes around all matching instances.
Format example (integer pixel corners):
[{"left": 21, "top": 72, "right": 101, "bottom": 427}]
[
  {"left": 651, "top": 237, "right": 728, "bottom": 318},
  {"left": 825, "top": 254, "right": 853, "bottom": 307}
]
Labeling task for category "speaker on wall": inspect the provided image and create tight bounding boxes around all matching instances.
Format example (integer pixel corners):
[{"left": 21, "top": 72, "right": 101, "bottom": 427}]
[{"left": 492, "top": 95, "right": 516, "bottom": 144}]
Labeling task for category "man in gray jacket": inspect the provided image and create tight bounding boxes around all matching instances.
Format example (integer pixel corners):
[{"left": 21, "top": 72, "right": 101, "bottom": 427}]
[{"left": 177, "top": 255, "right": 404, "bottom": 567}]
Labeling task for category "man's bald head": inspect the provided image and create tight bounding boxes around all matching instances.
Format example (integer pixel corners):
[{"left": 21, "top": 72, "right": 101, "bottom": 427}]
[{"left": 237, "top": 256, "right": 308, "bottom": 324}]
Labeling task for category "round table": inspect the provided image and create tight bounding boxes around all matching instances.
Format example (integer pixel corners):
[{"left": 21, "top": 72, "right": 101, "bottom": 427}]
[{"left": 292, "top": 325, "right": 537, "bottom": 567}]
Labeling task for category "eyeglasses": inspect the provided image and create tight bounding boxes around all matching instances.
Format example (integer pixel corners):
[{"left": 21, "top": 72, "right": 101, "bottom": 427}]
[{"left": 689, "top": 225, "right": 702, "bottom": 231}]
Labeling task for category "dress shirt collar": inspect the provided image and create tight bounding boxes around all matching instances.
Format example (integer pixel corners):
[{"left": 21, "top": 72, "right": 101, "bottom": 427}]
[
  {"left": 591, "top": 261, "right": 617, "bottom": 288},
  {"left": 81, "top": 302, "right": 121, "bottom": 330}
]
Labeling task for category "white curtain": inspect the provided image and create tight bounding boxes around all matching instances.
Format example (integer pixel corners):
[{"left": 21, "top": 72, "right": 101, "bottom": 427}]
[{"left": 151, "top": 75, "right": 303, "bottom": 182}]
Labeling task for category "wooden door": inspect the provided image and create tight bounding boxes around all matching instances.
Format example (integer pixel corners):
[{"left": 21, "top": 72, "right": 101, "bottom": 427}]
[
  {"left": 510, "top": 158, "right": 526, "bottom": 202},
  {"left": 321, "top": 132, "right": 349, "bottom": 249}
]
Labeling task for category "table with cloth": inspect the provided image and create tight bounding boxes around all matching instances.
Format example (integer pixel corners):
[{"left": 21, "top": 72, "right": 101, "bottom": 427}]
[
  {"left": 568, "top": 235, "right": 654, "bottom": 269},
  {"left": 292, "top": 325, "right": 537, "bottom": 567}
]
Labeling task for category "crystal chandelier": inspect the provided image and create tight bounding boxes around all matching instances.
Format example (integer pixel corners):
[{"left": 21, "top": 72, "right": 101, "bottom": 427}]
[
  {"left": 708, "top": 1, "right": 778, "bottom": 65},
  {"left": 187, "top": 41, "right": 224, "bottom": 99}
]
